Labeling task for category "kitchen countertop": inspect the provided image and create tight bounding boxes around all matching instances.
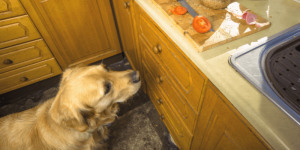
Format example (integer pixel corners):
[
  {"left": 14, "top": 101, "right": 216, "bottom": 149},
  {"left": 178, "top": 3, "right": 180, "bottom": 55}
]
[{"left": 135, "top": 0, "right": 300, "bottom": 149}]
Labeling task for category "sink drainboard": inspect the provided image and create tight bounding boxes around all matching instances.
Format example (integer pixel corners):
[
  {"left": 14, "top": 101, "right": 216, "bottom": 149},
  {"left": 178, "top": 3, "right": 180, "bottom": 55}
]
[
  {"left": 229, "top": 23, "right": 300, "bottom": 126},
  {"left": 264, "top": 36, "right": 300, "bottom": 115}
]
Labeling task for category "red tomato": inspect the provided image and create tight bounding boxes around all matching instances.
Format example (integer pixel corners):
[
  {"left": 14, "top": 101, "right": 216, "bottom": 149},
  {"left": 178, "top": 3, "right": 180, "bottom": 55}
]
[
  {"left": 192, "top": 16, "right": 211, "bottom": 33},
  {"left": 171, "top": 6, "right": 187, "bottom": 15}
]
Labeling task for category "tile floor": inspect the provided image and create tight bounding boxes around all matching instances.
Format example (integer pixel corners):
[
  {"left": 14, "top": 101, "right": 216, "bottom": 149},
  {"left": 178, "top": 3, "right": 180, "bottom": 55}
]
[{"left": 0, "top": 58, "right": 179, "bottom": 150}]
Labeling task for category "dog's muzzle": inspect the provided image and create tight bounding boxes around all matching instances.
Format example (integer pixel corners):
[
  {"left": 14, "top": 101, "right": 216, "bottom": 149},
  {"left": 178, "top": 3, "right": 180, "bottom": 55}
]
[{"left": 131, "top": 71, "right": 140, "bottom": 83}]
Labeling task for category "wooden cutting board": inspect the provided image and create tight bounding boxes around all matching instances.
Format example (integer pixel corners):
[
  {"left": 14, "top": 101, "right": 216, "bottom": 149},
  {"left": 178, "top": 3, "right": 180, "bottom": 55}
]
[{"left": 152, "top": 0, "right": 271, "bottom": 52}]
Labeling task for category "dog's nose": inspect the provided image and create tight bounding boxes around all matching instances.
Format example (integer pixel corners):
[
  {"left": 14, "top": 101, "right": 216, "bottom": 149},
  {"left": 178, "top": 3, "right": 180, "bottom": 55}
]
[{"left": 131, "top": 71, "right": 140, "bottom": 83}]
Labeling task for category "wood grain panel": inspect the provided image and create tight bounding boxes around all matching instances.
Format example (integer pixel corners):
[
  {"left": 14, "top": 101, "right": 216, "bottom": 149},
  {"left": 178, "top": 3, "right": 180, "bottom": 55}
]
[
  {"left": 0, "top": 0, "right": 27, "bottom": 20},
  {"left": 0, "top": 15, "right": 41, "bottom": 49},
  {"left": 112, "top": 0, "right": 138, "bottom": 70},
  {"left": 0, "top": 58, "right": 62, "bottom": 94},
  {"left": 190, "top": 81, "right": 273, "bottom": 150},
  {"left": 0, "top": 22, "right": 26, "bottom": 42},
  {"left": 0, "top": 39, "right": 54, "bottom": 73},
  {"left": 29, "top": 0, "right": 121, "bottom": 66}
]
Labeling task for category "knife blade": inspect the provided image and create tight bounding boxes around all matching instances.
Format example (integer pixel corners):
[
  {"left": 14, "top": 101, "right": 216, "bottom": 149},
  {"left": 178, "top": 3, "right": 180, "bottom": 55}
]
[{"left": 178, "top": 0, "right": 215, "bottom": 32}]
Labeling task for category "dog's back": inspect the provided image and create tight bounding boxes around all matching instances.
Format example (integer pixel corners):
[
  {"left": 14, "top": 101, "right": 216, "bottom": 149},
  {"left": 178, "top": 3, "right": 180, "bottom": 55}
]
[{"left": 0, "top": 99, "right": 55, "bottom": 150}]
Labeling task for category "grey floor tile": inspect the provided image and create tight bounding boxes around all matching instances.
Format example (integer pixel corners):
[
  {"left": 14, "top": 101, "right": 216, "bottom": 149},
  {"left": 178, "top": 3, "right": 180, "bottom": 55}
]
[{"left": 108, "top": 102, "right": 162, "bottom": 150}]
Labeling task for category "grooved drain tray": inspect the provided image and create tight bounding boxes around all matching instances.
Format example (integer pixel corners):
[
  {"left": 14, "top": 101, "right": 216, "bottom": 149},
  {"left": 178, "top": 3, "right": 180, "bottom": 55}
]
[
  {"left": 229, "top": 23, "right": 300, "bottom": 126},
  {"left": 264, "top": 36, "right": 300, "bottom": 115}
]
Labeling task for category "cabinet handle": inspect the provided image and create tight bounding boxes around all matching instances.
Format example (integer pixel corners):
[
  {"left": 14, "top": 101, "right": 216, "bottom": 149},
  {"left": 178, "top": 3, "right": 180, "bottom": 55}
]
[
  {"left": 156, "top": 98, "right": 163, "bottom": 105},
  {"left": 153, "top": 46, "right": 158, "bottom": 54},
  {"left": 153, "top": 45, "right": 162, "bottom": 54},
  {"left": 3, "top": 59, "right": 13, "bottom": 64},
  {"left": 20, "top": 77, "right": 28, "bottom": 82},
  {"left": 157, "top": 45, "right": 162, "bottom": 52},
  {"left": 160, "top": 114, "right": 165, "bottom": 120},
  {"left": 156, "top": 76, "right": 163, "bottom": 84},
  {"left": 123, "top": 1, "right": 130, "bottom": 9}
]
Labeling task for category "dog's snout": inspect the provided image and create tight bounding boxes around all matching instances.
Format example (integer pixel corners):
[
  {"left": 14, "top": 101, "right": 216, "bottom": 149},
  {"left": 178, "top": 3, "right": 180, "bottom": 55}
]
[{"left": 131, "top": 71, "right": 140, "bottom": 83}]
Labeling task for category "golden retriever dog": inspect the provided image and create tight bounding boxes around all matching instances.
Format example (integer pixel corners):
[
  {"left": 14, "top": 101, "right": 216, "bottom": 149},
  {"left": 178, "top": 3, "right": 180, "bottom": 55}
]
[{"left": 0, "top": 64, "right": 141, "bottom": 150}]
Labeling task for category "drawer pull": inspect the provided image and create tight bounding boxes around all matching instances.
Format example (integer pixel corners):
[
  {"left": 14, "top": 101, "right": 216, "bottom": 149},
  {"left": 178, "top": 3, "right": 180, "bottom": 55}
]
[
  {"left": 156, "top": 76, "right": 163, "bottom": 83},
  {"left": 156, "top": 98, "right": 163, "bottom": 105},
  {"left": 160, "top": 114, "right": 165, "bottom": 120},
  {"left": 3, "top": 59, "right": 13, "bottom": 64},
  {"left": 123, "top": 1, "right": 130, "bottom": 9},
  {"left": 153, "top": 45, "right": 162, "bottom": 54},
  {"left": 20, "top": 77, "right": 28, "bottom": 82},
  {"left": 153, "top": 46, "right": 158, "bottom": 54},
  {"left": 157, "top": 45, "right": 162, "bottom": 52}
]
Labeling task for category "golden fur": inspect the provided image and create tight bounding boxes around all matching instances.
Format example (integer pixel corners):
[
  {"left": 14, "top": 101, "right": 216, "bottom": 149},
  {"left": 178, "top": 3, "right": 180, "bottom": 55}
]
[{"left": 0, "top": 64, "right": 141, "bottom": 150}]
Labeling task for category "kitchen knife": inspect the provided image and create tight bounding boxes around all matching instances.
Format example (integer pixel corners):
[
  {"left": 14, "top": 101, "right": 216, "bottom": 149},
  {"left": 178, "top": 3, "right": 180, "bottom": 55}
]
[{"left": 178, "top": 0, "right": 215, "bottom": 32}]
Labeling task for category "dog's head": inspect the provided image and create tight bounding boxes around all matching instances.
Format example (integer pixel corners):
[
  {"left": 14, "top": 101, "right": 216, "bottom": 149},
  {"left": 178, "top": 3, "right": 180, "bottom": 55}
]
[{"left": 49, "top": 64, "right": 141, "bottom": 132}]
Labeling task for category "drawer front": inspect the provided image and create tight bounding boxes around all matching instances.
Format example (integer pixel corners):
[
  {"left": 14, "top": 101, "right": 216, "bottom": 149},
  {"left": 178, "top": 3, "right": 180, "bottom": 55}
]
[
  {"left": 137, "top": 7, "right": 207, "bottom": 112},
  {"left": 0, "top": 15, "right": 41, "bottom": 49},
  {"left": 0, "top": 58, "right": 62, "bottom": 94},
  {"left": 0, "top": 0, "right": 27, "bottom": 20},
  {"left": 141, "top": 35, "right": 196, "bottom": 133},
  {"left": 0, "top": 39, "right": 54, "bottom": 73},
  {"left": 144, "top": 66, "right": 192, "bottom": 150}
]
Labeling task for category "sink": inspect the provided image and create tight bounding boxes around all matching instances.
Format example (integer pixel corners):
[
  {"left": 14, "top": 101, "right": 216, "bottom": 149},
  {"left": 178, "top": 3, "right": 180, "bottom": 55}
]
[{"left": 229, "top": 23, "right": 300, "bottom": 126}]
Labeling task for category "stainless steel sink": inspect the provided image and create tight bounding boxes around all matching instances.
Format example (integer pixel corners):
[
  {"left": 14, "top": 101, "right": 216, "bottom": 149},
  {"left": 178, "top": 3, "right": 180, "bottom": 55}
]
[{"left": 229, "top": 23, "right": 300, "bottom": 126}]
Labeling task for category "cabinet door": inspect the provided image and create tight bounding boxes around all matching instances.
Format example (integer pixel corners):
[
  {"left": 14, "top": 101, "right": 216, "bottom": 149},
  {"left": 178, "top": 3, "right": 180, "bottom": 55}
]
[
  {"left": 190, "top": 81, "right": 272, "bottom": 150},
  {"left": 112, "top": 0, "right": 138, "bottom": 70},
  {"left": 28, "top": 0, "right": 121, "bottom": 67}
]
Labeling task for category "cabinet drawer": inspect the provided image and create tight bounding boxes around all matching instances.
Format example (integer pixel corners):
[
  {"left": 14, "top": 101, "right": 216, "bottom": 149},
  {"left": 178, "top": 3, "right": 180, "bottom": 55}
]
[
  {"left": 138, "top": 10, "right": 207, "bottom": 112},
  {"left": 0, "top": 58, "right": 62, "bottom": 94},
  {"left": 141, "top": 35, "right": 196, "bottom": 133},
  {"left": 144, "top": 67, "right": 192, "bottom": 150},
  {"left": 0, "top": 15, "right": 41, "bottom": 49},
  {"left": 0, "top": 39, "right": 54, "bottom": 73},
  {"left": 0, "top": 0, "right": 27, "bottom": 20}
]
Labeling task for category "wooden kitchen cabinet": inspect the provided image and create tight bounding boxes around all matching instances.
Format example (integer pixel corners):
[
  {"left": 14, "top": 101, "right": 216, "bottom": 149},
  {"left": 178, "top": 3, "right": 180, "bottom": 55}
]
[
  {"left": 0, "top": 0, "right": 62, "bottom": 94},
  {"left": 190, "top": 81, "right": 273, "bottom": 150},
  {"left": 22, "top": 0, "right": 122, "bottom": 69},
  {"left": 133, "top": 2, "right": 273, "bottom": 150},
  {"left": 112, "top": 0, "right": 139, "bottom": 70}
]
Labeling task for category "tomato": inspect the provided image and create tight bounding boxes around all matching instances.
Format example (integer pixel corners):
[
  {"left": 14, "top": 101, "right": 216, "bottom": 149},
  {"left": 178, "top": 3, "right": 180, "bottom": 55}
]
[
  {"left": 171, "top": 6, "right": 187, "bottom": 15},
  {"left": 192, "top": 16, "right": 211, "bottom": 33}
]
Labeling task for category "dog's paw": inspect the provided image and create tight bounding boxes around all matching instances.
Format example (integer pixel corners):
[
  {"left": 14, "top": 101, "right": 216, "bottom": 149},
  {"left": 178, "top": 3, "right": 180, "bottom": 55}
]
[{"left": 111, "top": 103, "right": 119, "bottom": 113}]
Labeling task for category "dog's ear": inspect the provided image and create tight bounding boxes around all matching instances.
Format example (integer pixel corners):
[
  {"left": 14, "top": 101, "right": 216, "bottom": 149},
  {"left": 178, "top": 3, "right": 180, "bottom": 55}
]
[{"left": 49, "top": 90, "right": 90, "bottom": 132}]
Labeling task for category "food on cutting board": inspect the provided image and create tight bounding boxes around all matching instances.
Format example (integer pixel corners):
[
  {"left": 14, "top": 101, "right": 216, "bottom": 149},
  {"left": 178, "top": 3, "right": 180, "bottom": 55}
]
[
  {"left": 226, "top": 8, "right": 271, "bottom": 27},
  {"left": 199, "top": 0, "right": 232, "bottom": 10},
  {"left": 192, "top": 16, "right": 211, "bottom": 33},
  {"left": 171, "top": 6, "right": 188, "bottom": 15}
]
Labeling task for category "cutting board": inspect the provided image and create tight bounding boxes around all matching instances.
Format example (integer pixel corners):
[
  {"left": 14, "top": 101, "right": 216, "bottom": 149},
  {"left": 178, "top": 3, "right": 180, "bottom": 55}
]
[{"left": 152, "top": 0, "right": 271, "bottom": 52}]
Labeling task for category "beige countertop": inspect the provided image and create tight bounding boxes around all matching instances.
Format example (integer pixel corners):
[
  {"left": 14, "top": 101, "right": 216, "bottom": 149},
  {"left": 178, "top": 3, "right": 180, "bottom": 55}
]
[{"left": 135, "top": 0, "right": 300, "bottom": 149}]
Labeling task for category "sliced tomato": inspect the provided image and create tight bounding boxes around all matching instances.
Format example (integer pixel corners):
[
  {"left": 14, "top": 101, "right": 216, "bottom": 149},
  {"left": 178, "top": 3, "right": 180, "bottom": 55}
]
[
  {"left": 192, "top": 16, "right": 211, "bottom": 33},
  {"left": 171, "top": 6, "right": 187, "bottom": 15}
]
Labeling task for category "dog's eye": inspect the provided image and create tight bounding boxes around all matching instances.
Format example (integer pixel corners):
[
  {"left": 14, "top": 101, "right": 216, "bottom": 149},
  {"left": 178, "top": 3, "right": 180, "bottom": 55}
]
[{"left": 104, "top": 82, "right": 111, "bottom": 94}]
